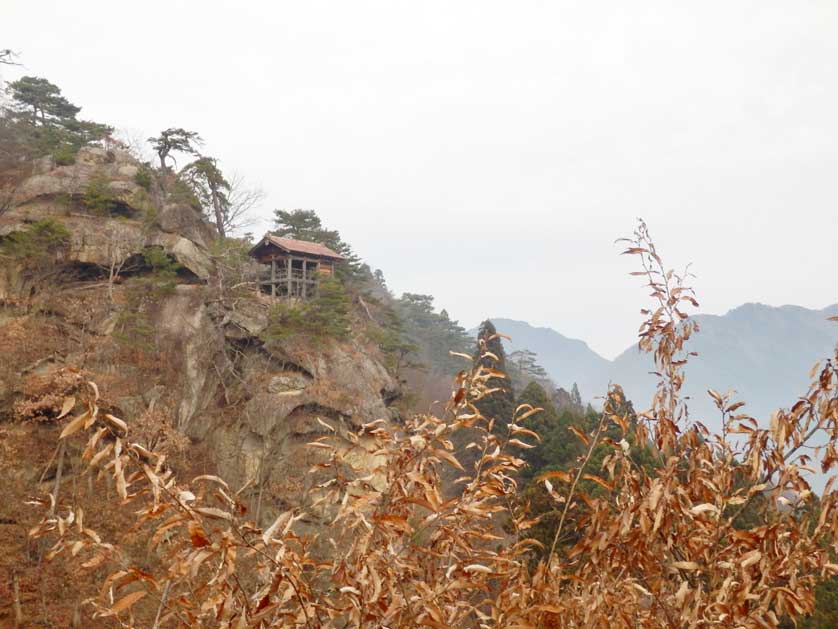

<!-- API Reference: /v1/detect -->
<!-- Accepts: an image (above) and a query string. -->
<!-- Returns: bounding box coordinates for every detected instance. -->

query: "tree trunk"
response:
[211,188,226,239]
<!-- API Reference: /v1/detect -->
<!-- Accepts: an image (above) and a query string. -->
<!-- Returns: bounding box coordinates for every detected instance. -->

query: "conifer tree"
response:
[395,294,472,375]
[181,156,231,237]
[515,381,561,476]
[148,127,202,171]
[305,276,351,339]
[272,209,335,242]
[508,348,550,392]
[272,209,364,278]
[473,319,515,433]
[3,75,111,163]
[570,382,582,407]
[8,76,79,124]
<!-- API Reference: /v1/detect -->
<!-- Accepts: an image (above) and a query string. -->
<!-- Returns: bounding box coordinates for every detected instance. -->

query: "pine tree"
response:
[8,76,80,124]
[4,75,111,163]
[271,209,365,279]
[473,320,515,432]
[515,381,560,477]
[394,294,472,375]
[181,157,231,237]
[508,348,550,392]
[570,382,582,407]
[305,276,351,339]
[147,128,203,171]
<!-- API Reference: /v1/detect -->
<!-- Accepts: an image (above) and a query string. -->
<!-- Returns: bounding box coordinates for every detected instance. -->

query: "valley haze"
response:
[4,0,838,358]
[485,301,838,424]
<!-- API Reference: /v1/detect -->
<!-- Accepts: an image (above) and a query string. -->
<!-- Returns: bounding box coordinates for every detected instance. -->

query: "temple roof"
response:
[250,234,346,261]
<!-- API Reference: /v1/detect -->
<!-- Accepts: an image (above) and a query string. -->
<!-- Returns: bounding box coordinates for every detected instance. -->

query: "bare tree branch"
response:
[0,49,20,66]
[224,172,264,235]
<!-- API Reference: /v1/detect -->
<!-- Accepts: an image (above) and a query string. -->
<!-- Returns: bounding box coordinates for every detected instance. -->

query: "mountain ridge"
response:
[480,302,838,425]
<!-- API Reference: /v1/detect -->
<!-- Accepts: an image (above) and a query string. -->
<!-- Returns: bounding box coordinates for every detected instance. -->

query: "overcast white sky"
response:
[4,1,837,358]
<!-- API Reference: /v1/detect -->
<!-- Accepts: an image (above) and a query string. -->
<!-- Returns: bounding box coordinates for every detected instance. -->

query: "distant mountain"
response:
[480,304,838,428]
[467,318,611,400]
[609,303,838,426]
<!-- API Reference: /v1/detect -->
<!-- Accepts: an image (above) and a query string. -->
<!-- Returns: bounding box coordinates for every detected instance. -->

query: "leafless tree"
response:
[0,48,19,67]
[113,127,157,164]
[224,172,264,235]
[96,229,145,304]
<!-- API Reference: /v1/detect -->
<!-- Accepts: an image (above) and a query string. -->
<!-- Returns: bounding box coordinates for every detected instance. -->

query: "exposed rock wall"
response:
[0,147,400,527]
[0,146,215,294]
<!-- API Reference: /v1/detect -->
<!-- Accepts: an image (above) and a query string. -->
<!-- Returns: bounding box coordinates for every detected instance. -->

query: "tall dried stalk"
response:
[27,220,838,627]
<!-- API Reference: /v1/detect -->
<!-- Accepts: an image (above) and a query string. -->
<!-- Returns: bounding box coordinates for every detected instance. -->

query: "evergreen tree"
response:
[272,209,334,241]
[8,76,80,124]
[305,276,351,339]
[272,209,364,278]
[148,127,202,171]
[515,381,562,476]
[394,293,472,375]
[508,348,550,392]
[473,320,515,432]
[3,75,111,163]
[181,156,231,237]
[570,382,582,407]
[368,301,421,378]
[263,276,351,342]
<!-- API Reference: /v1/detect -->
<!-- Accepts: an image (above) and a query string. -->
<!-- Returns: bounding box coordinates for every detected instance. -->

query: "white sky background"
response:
[3,1,837,359]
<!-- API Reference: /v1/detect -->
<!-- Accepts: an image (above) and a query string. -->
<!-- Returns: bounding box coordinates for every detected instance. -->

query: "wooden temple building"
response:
[249,234,345,298]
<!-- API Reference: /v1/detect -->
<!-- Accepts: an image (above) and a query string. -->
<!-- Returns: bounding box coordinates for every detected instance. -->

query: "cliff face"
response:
[1,147,215,294]
[0,146,400,525]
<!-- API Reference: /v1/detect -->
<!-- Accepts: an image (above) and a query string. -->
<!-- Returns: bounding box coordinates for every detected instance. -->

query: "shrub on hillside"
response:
[264,276,352,343]
[81,174,118,214]
[133,165,154,191]
[0,219,70,261]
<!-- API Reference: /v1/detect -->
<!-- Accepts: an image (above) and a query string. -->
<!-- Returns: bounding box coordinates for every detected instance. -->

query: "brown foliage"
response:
[28,221,838,627]
[12,368,87,423]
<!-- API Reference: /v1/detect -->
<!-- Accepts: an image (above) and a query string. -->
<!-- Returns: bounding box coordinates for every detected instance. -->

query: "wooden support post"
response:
[270,259,276,297]
[302,262,307,299]
[286,257,291,297]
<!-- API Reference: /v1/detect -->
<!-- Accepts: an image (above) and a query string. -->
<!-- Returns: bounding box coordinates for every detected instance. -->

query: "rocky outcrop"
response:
[0,146,401,531]
[0,146,214,285]
[191,298,400,517]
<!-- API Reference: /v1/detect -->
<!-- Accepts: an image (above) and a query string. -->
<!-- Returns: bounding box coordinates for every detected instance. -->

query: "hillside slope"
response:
[0,147,400,623]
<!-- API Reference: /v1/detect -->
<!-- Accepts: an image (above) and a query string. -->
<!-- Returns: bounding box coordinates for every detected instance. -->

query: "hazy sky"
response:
[4,1,837,358]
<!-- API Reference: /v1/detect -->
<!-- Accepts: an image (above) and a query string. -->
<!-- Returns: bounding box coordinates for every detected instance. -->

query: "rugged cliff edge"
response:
[0,147,400,543]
